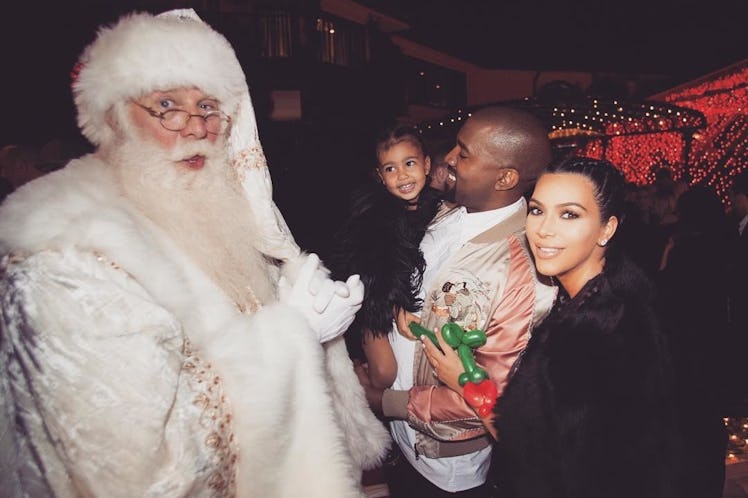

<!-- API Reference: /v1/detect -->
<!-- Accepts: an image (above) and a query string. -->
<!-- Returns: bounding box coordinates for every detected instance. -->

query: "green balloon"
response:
[441,322,464,348]
[463,329,487,348]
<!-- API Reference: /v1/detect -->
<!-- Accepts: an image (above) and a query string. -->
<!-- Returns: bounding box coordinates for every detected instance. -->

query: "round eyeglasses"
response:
[134,102,231,135]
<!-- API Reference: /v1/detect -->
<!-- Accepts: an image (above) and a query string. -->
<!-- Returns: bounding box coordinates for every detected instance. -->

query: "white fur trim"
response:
[324,337,392,471]
[201,304,362,497]
[72,9,301,262]
[74,11,246,146]
[0,157,389,496]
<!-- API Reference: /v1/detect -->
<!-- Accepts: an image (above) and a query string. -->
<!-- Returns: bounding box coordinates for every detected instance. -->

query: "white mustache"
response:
[168,141,219,162]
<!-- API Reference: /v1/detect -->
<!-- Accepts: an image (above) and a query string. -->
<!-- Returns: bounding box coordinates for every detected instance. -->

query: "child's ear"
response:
[424,156,431,176]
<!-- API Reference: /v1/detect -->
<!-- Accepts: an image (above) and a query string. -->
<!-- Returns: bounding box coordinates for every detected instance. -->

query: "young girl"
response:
[329,124,442,390]
[423,156,680,498]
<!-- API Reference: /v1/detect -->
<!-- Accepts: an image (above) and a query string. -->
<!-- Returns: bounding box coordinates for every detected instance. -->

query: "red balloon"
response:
[463,379,498,415]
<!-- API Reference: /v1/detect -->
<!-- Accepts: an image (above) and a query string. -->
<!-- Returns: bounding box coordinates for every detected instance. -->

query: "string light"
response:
[416,62,746,204]
[662,63,748,204]
[725,417,748,463]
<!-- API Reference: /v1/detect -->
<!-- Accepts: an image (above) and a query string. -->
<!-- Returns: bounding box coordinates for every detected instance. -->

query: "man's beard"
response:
[109,136,276,311]
[442,166,457,203]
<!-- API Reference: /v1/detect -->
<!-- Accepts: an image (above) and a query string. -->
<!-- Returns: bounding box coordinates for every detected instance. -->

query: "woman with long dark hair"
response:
[424,156,681,498]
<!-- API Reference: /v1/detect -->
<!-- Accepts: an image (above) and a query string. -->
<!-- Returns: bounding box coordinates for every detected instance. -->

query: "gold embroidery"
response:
[88,252,245,495]
[233,146,268,172]
[234,285,261,314]
[93,251,123,271]
[184,339,238,497]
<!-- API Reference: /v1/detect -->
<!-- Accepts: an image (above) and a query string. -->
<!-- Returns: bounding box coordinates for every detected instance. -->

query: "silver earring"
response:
[599,239,608,247]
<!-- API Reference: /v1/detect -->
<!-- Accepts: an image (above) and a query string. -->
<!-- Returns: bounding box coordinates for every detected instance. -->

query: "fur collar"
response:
[0,157,388,496]
[328,185,441,337]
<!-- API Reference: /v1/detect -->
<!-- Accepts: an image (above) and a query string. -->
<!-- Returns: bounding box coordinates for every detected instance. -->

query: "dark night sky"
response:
[359,0,748,77]
[2,1,162,147]
[2,0,747,148]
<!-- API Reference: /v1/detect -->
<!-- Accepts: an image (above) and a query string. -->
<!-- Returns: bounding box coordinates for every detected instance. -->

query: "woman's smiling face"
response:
[526,172,617,298]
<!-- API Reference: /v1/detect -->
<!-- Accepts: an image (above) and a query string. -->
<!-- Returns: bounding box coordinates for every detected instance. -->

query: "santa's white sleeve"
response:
[0,249,228,497]
[0,249,372,498]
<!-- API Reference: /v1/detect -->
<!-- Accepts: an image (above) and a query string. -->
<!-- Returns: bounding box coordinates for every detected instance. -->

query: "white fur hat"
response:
[74,9,246,147]
[74,9,300,261]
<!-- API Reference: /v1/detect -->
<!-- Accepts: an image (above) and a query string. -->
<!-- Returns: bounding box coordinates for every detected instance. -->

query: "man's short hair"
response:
[471,106,552,182]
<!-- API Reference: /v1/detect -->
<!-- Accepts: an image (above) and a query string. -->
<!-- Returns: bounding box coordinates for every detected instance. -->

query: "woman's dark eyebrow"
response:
[558,201,589,212]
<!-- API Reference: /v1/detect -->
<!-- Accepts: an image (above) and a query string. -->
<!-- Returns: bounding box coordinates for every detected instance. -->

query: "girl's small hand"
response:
[394,307,419,340]
[421,329,464,394]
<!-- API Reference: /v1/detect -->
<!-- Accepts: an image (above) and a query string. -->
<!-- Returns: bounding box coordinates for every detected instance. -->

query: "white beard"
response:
[108,135,277,311]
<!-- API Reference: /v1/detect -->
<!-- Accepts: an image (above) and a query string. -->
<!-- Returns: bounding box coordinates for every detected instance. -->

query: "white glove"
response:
[279,253,364,343]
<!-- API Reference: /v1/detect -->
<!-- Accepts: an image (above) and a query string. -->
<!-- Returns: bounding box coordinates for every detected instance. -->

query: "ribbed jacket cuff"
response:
[382,389,409,419]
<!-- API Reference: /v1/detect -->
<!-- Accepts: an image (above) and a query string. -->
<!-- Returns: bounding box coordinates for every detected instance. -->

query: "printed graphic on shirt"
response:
[429,269,491,330]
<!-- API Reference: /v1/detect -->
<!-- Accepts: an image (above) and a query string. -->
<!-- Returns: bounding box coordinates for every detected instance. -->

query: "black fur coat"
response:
[491,255,681,498]
[327,185,441,357]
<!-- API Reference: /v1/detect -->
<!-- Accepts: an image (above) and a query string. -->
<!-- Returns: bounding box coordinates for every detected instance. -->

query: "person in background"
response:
[0,10,390,497]
[617,182,665,277]
[658,184,738,498]
[729,169,748,245]
[361,106,556,497]
[329,124,441,391]
[424,156,681,498]
[728,169,748,348]
[650,167,679,227]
